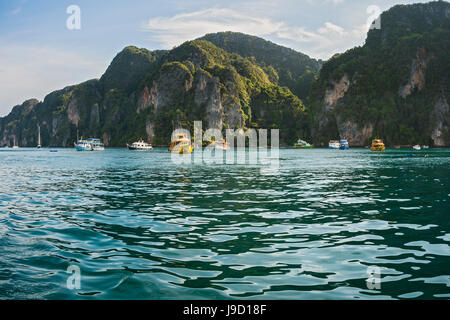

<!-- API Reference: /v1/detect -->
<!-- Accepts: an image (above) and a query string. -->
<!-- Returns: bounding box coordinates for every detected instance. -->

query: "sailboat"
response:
[12,137,19,149]
[127,140,153,151]
[37,124,41,149]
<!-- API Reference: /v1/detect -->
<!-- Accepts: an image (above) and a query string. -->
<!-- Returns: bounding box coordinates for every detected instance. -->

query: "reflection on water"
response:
[0,148,449,299]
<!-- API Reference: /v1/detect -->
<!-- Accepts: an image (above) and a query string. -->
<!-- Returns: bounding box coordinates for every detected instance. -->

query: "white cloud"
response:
[142,8,284,48]
[318,22,346,36]
[142,7,368,60]
[0,45,107,116]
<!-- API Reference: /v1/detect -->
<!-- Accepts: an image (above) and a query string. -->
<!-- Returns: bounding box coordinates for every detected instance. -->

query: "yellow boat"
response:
[371,139,386,151]
[169,133,193,154]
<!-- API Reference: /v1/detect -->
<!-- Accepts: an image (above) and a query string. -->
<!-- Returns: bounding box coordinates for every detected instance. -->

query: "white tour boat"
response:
[127,140,153,151]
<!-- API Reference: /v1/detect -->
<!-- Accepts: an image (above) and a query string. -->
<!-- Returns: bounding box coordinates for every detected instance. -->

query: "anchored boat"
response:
[339,139,349,150]
[413,145,421,150]
[169,133,193,154]
[74,139,92,151]
[370,139,386,152]
[74,138,104,151]
[328,140,340,149]
[90,139,105,151]
[127,140,153,151]
[294,139,313,149]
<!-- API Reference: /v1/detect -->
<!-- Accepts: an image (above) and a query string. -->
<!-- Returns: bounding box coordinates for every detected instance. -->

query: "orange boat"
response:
[371,139,386,152]
[169,133,193,154]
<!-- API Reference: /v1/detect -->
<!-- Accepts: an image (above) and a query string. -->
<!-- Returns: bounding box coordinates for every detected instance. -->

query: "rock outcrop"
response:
[194,69,223,130]
[324,75,350,110]
[0,33,313,147]
[336,117,373,146]
[431,91,450,146]
[399,47,432,98]
[67,95,80,127]
[310,1,450,147]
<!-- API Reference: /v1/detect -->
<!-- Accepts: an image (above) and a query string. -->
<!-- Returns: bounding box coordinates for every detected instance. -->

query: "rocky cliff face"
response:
[0,34,310,147]
[312,73,373,146]
[132,40,307,145]
[0,99,39,146]
[324,75,350,110]
[431,90,450,146]
[310,1,450,147]
[194,69,224,130]
[399,47,433,98]
[336,118,373,146]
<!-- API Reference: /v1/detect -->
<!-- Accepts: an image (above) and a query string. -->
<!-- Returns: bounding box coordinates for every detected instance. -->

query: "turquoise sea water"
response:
[0,147,449,299]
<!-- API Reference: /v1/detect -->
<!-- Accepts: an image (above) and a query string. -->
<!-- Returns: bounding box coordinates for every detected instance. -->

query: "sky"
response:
[0,0,431,116]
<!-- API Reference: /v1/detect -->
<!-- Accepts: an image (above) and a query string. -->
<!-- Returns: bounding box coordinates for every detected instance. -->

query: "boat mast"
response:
[37,124,41,147]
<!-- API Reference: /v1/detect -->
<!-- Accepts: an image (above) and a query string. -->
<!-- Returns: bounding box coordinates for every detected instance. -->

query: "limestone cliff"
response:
[310,1,450,147]
[399,47,433,98]
[324,75,350,111]
[0,33,310,147]
[431,90,450,146]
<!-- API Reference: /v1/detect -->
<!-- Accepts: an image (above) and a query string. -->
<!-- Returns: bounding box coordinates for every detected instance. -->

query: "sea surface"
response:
[0,147,449,299]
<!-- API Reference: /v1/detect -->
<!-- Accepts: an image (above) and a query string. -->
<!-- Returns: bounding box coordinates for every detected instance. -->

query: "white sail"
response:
[13,137,19,149]
[37,124,41,148]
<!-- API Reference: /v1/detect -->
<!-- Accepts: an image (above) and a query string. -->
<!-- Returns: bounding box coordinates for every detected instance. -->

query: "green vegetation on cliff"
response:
[0,34,310,147]
[100,46,167,94]
[200,32,321,102]
[309,1,450,146]
[141,39,308,145]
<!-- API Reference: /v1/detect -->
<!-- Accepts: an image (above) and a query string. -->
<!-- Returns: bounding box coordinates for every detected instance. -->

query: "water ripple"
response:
[0,148,449,299]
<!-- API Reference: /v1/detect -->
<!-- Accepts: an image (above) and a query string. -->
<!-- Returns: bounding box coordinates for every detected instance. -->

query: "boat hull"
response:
[75,138,104,151]
[128,146,153,151]
[169,144,193,154]
[293,139,313,149]
[328,141,340,149]
[75,145,92,151]
[370,139,386,152]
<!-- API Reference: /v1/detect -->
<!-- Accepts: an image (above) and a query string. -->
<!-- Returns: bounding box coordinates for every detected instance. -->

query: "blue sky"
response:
[0,0,430,116]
